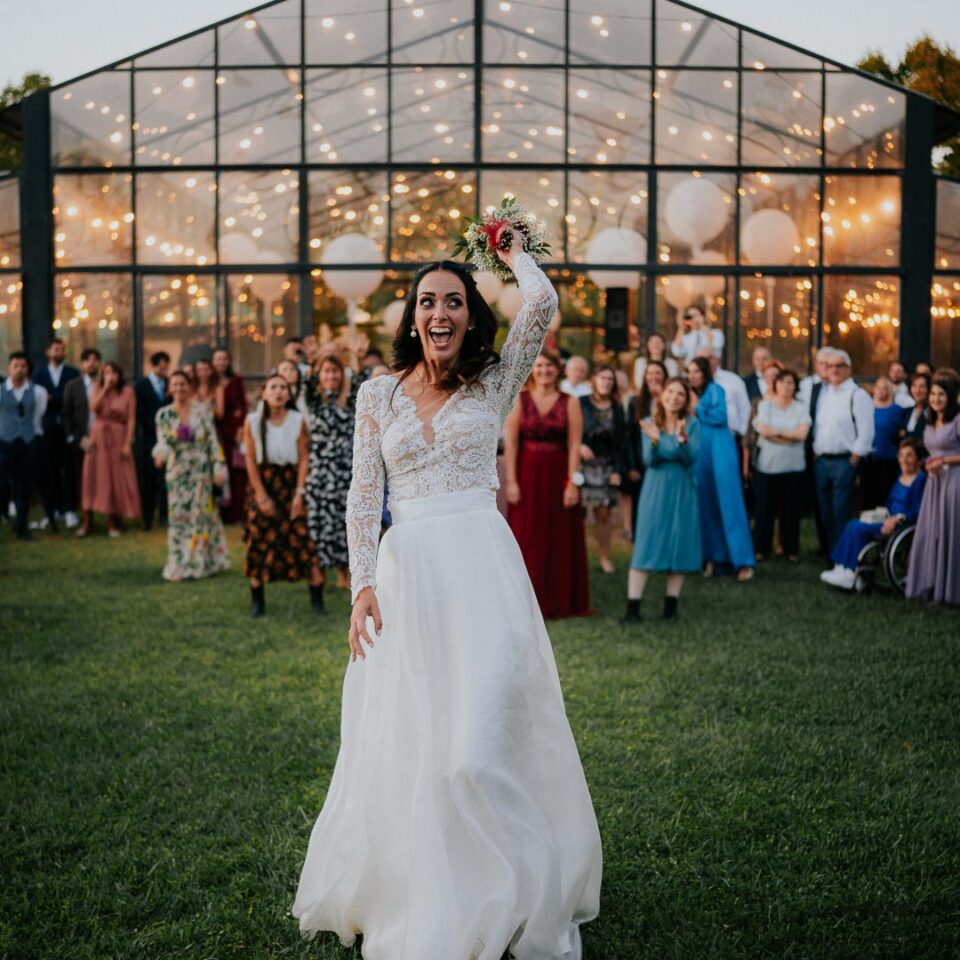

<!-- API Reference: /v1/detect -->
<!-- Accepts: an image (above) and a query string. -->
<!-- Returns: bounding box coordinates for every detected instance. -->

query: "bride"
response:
[292,232,602,959]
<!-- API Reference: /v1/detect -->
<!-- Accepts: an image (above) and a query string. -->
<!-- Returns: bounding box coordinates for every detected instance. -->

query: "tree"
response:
[0,72,51,173]
[858,37,960,176]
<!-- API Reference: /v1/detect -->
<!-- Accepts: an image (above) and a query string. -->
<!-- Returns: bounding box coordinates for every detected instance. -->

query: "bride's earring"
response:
[410,328,418,338]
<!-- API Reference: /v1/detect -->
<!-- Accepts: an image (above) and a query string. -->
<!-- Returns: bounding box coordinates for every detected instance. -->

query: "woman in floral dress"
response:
[152,370,230,581]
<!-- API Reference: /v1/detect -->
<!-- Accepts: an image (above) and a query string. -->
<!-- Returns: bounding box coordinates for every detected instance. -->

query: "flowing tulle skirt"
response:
[292,488,602,960]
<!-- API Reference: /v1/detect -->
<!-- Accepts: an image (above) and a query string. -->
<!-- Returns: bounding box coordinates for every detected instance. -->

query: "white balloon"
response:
[661,275,698,310]
[665,177,730,247]
[586,227,646,291]
[690,249,727,299]
[321,233,384,300]
[741,209,800,266]
[473,270,503,303]
[383,299,406,335]
[219,232,259,263]
[497,284,523,322]
[248,251,288,305]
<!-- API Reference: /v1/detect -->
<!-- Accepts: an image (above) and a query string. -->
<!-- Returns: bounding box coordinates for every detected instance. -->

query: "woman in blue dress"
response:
[686,357,756,581]
[624,377,701,622]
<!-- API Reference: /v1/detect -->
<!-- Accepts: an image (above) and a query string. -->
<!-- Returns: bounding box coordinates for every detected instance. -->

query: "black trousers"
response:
[0,438,41,537]
[136,447,167,529]
[40,424,75,517]
[753,469,805,559]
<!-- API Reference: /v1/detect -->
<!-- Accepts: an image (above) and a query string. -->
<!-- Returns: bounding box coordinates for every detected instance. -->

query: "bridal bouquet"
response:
[452,196,551,282]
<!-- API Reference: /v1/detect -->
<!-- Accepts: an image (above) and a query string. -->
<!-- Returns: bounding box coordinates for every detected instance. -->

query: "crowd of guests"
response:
[3,314,959,617]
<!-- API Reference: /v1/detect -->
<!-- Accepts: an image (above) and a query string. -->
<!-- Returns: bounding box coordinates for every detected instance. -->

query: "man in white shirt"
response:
[0,352,48,540]
[695,347,751,437]
[743,346,771,403]
[811,349,874,554]
[888,360,914,409]
[560,355,593,398]
[671,305,725,365]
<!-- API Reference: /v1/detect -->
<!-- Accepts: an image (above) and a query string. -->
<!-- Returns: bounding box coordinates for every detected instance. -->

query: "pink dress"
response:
[82,386,142,518]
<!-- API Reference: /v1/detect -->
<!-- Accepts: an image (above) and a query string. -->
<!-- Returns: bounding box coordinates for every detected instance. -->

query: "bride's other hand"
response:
[495,226,519,271]
[348,586,382,661]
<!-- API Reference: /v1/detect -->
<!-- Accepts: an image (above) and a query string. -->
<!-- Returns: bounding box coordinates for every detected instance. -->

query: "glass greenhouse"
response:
[1,0,959,378]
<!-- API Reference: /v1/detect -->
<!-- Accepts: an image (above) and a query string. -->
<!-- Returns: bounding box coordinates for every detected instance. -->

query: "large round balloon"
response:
[473,270,504,303]
[497,284,523,322]
[741,209,800,266]
[219,232,259,264]
[661,275,698,310]
[690,249,728,299]
[321,233,384,300]
[586,227,646,291]
[250,251,289,305]
[383,299,406,335]
[664,177,730,247]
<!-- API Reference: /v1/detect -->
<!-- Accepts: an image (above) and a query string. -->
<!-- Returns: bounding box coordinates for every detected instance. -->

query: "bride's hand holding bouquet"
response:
[452,197,551,282]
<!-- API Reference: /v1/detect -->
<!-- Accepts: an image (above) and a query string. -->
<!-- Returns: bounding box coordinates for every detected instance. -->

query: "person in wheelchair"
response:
[820,437,926,591]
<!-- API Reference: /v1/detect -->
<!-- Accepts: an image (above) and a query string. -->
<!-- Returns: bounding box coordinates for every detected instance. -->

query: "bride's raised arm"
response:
[494,250,559,420]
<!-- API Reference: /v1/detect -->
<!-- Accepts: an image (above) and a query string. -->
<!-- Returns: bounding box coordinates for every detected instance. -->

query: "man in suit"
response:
[135,351,171,530]
[63,348,101,533]
[743,346,772,404]
[32,338,80,530]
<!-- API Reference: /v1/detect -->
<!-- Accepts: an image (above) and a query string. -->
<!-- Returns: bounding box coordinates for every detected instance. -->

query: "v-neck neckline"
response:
[394,375,458,446]
[528,390,563,421]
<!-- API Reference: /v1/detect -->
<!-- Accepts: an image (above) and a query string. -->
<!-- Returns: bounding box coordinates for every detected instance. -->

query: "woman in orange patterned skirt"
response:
[243,374,325,617]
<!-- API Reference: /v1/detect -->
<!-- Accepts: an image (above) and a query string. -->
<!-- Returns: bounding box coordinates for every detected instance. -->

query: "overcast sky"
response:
[1,0,957,88]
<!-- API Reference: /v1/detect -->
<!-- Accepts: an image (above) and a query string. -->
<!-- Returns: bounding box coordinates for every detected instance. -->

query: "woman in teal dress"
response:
[687,358,755,581]
[624,378,701,622]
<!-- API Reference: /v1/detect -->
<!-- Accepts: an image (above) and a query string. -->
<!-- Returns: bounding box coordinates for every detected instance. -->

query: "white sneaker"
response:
[820,565,857,590]
[64,511,79,529]
[7,502,15,518]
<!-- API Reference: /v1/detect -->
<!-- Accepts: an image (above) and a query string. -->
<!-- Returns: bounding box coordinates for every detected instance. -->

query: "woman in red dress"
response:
[504,348,591,618]
[213,347,248,523]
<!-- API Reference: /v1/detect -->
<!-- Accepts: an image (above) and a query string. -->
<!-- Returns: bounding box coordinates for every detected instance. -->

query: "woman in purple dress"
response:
[906,372,960,605]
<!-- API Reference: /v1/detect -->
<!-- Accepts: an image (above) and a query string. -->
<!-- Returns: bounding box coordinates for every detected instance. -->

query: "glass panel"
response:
[568,69,650,164]
[740,33,821,70]
[0,178,20,268]
[217,69,301,164]
[739,172,820,268]
[227,273,299,377]
[391,169,476,262]
[484,0,564,65]
[219,170,300,263]
[392,69,474,162]
[483,69,565,163]
[654,70,738,165]
[313,272,409,335]
[142,274,218,370]
[134,70,215,166]
[823,275,899,377]
[741,72,822,168]
[932,277,960,371]
[136,172,216,266]
[0,276,22,358]
[656,2,738,67]
[309,170,389,262]
[53,273,133,371]
[307,0,387,64]
[392,0,474,64]
[825,73,905,169]
[218,0,301,66]
[822,174,900,267]
[654,274,733,355]
[567,170,648,265]
[480,170,564,257]
[306,68,387,163]
[738,275,816,375]
[51,73,131,167]
[569,0,651,64]
[54,173,133,267]
[136,31,215,67]
[935,178,960,271]
[657,171,737,264]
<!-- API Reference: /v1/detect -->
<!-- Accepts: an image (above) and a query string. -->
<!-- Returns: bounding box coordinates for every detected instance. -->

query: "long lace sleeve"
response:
[346,379,386,603]
[494,251,558,419]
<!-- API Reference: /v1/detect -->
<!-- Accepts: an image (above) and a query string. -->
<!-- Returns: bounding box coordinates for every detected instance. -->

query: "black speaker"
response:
[604,288,629,352]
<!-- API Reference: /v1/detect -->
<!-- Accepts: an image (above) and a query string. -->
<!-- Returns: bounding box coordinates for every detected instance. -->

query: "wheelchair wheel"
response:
[884,524,916,596]
[855,538,883,593]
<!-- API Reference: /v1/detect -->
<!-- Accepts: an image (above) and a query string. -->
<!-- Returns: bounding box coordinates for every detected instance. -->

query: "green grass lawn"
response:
[1,522,959,960]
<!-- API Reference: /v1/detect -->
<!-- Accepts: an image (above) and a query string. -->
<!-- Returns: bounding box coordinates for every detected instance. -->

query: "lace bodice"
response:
[346,252,558,600]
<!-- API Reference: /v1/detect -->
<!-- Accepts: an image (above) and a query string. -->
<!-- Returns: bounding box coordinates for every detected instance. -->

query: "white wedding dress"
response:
[292,253,603,960]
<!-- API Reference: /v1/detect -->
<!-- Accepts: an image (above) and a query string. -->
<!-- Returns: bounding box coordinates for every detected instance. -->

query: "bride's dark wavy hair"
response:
[391,260,501,392]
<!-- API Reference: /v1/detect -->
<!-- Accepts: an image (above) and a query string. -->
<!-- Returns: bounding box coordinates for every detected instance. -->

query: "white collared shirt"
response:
[560,379,593,398]
[893,382,914,409]
[47,363,63,389]
[713,367,751,436]
[83,374,95,430]
[147,371,166,399]
[797,373,821,406]
[812,377,875,458]
[3,377,48,435]
[671,326,725,364]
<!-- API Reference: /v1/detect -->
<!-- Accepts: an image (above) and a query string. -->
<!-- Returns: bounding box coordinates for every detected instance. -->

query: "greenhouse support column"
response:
[19,90,53,366]
[900,96,935,368]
